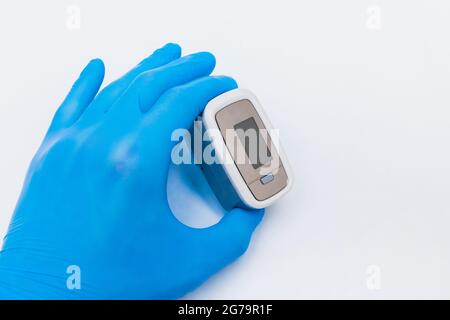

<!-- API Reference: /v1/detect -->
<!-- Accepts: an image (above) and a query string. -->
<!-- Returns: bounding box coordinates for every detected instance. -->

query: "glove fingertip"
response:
[212,75,238,90]
[86,58,105,75]
[163,42,182,54]
[193,51,216,70]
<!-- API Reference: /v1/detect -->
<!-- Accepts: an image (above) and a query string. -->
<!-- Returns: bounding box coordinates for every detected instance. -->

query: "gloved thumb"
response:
[202,207,265,267]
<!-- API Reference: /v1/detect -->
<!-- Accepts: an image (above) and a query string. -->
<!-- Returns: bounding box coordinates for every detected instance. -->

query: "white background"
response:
[1,0,450,299]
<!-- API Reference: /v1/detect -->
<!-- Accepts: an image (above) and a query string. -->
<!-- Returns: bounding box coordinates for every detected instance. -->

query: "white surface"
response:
[1,0,450,299]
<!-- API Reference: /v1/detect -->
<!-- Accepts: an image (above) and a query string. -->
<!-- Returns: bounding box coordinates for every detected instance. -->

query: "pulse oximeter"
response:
[199,89,293,210]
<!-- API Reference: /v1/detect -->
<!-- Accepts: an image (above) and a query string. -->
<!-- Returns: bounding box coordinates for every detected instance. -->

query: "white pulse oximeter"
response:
[199,89,293,210]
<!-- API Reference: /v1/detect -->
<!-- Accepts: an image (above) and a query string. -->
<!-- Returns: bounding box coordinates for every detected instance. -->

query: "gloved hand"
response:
[0,43,264,299]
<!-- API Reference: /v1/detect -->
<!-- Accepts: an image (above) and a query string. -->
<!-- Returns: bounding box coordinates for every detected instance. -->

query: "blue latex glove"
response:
[0,43,264,299]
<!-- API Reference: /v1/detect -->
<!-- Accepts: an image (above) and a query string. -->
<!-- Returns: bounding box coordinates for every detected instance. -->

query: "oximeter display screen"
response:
[234,117,271,169]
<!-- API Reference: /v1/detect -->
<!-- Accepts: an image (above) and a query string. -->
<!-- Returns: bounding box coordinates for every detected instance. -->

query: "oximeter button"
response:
[260,174,274,185]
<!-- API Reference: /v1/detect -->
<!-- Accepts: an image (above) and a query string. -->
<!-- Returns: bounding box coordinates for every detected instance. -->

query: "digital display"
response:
[234,117,271,169]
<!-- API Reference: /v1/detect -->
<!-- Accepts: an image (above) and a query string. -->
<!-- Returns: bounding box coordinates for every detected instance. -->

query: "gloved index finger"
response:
[135,75,238,177]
